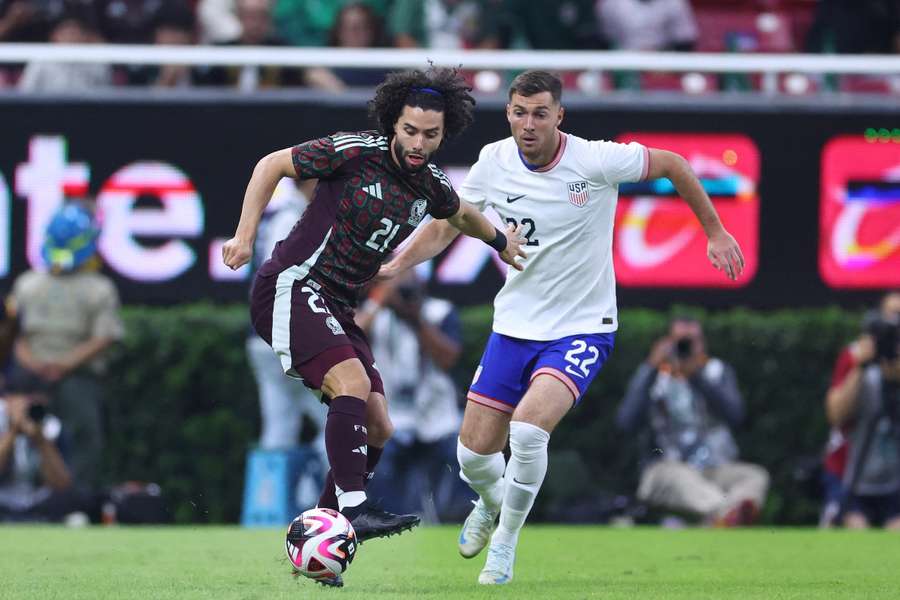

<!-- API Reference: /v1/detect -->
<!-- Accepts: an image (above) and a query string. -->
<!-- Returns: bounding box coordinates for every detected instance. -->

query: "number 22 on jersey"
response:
[564,339,599,379]
[505,217,540,246]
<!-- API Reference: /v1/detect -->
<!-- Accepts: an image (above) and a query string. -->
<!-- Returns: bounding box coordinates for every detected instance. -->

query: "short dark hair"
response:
[368,66,476,142]
[508,70,563,103]
[53,2,102,36]
[153,3,197,34]
[328,2,388,47]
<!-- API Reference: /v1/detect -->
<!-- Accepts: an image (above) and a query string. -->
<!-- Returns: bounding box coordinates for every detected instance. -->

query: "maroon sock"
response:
[318,470,338,510]
[324,395,368,498]
[319,445,385,509]
[365,445,384,483]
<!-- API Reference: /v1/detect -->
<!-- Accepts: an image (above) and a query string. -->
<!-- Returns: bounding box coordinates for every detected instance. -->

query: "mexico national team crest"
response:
[567,181,589,207]
[408,199,428,226]
[325,316,345,336]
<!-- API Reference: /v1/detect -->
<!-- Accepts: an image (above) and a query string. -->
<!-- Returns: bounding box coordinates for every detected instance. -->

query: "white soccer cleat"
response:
[458,499,496,558]
[477,541,515,585]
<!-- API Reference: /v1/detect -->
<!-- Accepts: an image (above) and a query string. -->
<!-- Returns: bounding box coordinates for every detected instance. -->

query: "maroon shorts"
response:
[249,271,384,395]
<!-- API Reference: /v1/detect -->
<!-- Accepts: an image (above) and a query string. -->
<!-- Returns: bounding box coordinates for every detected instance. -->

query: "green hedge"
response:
[106,304,858,525]
[106,305,257,524]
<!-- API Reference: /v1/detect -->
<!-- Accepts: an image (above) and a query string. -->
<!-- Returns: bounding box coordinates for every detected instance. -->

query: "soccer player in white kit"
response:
[381,70,745,585]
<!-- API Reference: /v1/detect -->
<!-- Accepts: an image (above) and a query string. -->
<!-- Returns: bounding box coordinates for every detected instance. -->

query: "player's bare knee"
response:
[342,377,371,400]
[322,358,372,401]
[322,366,371,400]
[460,402,509,453]
[459,423,504,455]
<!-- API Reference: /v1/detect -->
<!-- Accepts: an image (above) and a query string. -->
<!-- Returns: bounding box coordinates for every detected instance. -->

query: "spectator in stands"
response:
[596,0,698,51]
[806,0,900,55]
[325,2,390,88]
[0,1,46,86]
[272,0,389,47]
[97,0,183,44]
[617,316,769,526]
[247,178,326,458]
[0,0,55,42]
[197,0,239,43]
[822,291,900,529]
[358,271,474,522]
[500,0,601,49]
[8,203,124,490]
[18,5,113,92]
[128,4,211,87]
[389,0,500,49]
[0,388,91,522]
[0,294,17,388]
[206,0,343,91]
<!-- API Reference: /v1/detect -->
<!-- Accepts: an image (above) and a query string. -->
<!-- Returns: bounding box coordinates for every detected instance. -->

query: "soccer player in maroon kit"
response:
[222,67,526,580]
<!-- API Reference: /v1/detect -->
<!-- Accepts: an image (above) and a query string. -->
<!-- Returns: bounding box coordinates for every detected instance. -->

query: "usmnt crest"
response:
[408,199,428,225]
[567,181,589,207]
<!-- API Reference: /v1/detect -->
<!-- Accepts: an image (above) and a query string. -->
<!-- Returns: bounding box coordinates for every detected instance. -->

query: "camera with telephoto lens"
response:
[867,316,900,362]
[27,401,46,424]
[673,336,695,360]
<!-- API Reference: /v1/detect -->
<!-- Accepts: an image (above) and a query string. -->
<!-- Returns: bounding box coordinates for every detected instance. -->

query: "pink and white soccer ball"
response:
[285,508,357,580]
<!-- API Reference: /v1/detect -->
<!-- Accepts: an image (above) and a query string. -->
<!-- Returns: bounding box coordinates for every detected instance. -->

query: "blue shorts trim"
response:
[468,331,615,412]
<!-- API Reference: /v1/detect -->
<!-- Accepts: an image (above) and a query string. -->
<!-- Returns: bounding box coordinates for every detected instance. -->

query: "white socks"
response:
[335,485,366,511]
[457,438,506,514]
[493,421,550,547]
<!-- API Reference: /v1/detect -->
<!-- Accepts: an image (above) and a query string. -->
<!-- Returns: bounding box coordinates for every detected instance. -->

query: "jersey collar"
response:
[518,131,567,173]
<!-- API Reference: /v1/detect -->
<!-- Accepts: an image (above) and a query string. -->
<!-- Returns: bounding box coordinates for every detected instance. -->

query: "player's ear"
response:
[557,105,565,126]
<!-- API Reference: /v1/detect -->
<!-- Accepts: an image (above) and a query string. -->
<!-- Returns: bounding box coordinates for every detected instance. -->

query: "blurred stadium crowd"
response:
[0,0,898,93]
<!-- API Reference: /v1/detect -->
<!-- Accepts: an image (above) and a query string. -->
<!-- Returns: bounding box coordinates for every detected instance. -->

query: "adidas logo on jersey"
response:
[364,183,383,199]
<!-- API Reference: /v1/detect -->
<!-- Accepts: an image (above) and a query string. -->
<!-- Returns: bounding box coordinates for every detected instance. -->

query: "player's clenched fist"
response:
[222,236,252,270]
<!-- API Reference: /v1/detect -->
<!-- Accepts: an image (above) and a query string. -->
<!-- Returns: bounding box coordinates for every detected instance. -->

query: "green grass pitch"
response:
[1,525,898,599]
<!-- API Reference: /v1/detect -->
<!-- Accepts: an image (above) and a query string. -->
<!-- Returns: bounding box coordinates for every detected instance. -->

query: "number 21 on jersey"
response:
[366,217,400,252]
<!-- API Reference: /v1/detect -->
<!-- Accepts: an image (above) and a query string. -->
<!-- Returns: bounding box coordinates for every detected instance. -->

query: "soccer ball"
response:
[285,508,357,581]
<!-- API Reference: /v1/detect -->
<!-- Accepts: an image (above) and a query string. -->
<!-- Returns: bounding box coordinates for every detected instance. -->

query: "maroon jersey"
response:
[257,131,459,307]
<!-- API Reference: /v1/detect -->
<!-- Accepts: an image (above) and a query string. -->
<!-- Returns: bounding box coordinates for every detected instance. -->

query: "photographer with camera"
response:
[354,268,474,522]
[822,291,900,529]
[0,388,89,522]
[9,203,124,491]
[617,316,769,526]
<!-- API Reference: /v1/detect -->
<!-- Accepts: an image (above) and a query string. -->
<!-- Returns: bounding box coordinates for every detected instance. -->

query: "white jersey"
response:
[459,132,648,340]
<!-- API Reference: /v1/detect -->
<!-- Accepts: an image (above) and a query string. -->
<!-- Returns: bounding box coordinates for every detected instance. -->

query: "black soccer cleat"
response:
[343,502,420,542]
[314,575,344,588]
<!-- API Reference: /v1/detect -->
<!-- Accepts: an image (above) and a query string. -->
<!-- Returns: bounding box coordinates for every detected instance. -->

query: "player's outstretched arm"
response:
[222,148,296,270]
[647,148,745,280]
[380,201,527,279]
[380,218,461,280]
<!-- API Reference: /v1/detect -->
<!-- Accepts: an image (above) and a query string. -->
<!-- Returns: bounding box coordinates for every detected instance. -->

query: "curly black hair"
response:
[368,66,476,143]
